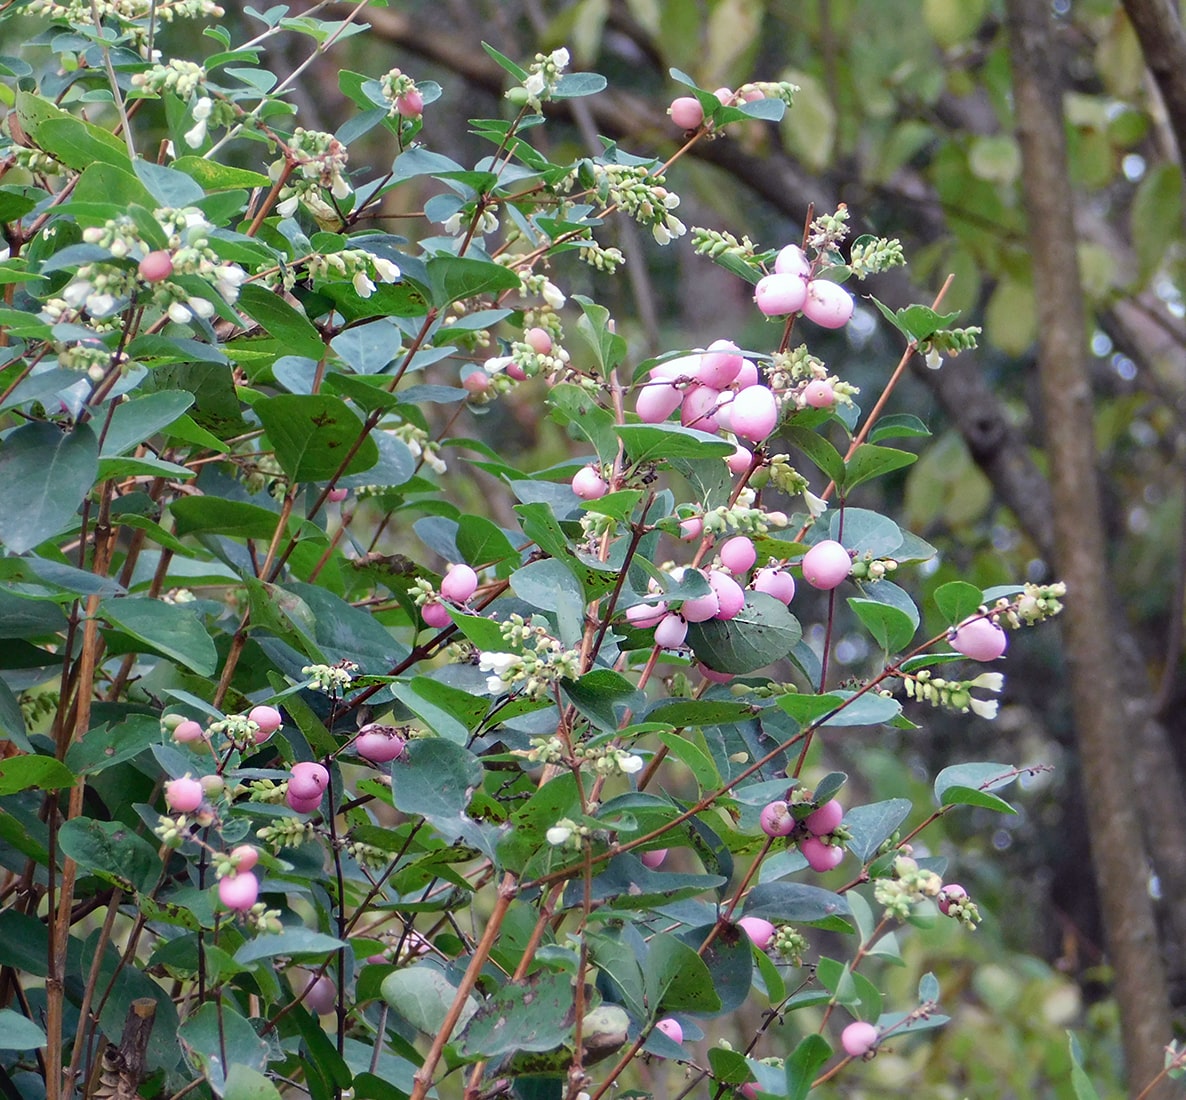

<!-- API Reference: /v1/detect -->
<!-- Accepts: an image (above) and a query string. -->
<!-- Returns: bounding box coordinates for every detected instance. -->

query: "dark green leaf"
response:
[178,1002,269,1084]
[616,423,734,463]
[830,508,902,557]
[381,965,479,1034]
[456,514,518,568]
[847,598,915,653]
[868,413,931,443]
[223,1066,283,1100]
[99,597,217,676]
[687,593,802,674]
[741,882,852,931]
[234,928,348,965]
[785,426,845,486]
[0,755,75,795]
[255,394,379,481]
[572,295,626,375]
[170,496,283,540]
[644,932,722,1014]
[844,799,912,862]
[426,256,522,307]
[844,444,917,491]
[785,1034,831,1100]
[934,761,1019,809]
[933,580,983,625]
[0,422,98,554]
[101,391,195,456]
[677,922,752,1014]
[57,817,161,893]
[392,739,483,840]
[238,283,325,359]
[562,669,642,732]
[457,970,575,1056]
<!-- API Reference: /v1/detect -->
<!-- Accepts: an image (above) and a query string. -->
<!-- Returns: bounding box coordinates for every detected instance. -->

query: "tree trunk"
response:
[1004,1,1173,1095]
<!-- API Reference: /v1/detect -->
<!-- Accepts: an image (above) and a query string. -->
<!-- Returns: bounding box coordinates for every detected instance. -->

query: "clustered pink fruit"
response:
[355,723,406,764]
[667,96,704,130]
[737,915,775,951]
[425,563,482,629]
[938,883,968,916]
[248,705,283,743]
[949,615,1008,661]
[654,1017,683,1044]
[164,776,204,814]
[841,1020,879,1058]
[640,848,667,869]
[801,540,851,590]
[287,761,329,814]
[759,800,794,837]
[571,465,609,500]
[218,871,259,911]
[760,797,846,871]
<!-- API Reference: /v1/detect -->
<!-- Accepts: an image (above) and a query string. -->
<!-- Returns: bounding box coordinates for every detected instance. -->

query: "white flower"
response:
[330,172,352,200]
[189,297,215,319]
[523,71,547,100]
[276,194,300,218]
[86,293,118,317]
[803,490,829,519]
[352,270,376,298]
[483,355,514,375]
[168,301,193,324]
[82,227,105,244]
[617,752,644,774]
[546,825,572,846]
[371,257,400,283]
[184,120,207,148]
[442,211,464,236]
[926,346,943,370]
[192,96,212,122]
[550,48,571,71]
[970,672,1004,692]
[969,697,999,720]
[479,651,518,675]
[541,280,565,310]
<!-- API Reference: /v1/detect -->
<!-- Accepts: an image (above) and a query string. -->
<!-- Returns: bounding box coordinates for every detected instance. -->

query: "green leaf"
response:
[390,678,485,745]
[170,496,284,540]
[426,255,523,307]
[785,426,845,486]
[101,391,195,456]
[741,882,852,931]
[0,1010,46,1050]
[656,731,721,791]
[933,580,983,625]
[511,558,584,613]
[57,817,161,893]
[134,160,205,206]
[255,394,379,482]
[237,283,325,359]
[481,41,530,81]
[563,668,642,731]
[893,305,961,342]
[172,156,271,190]
[868,413,931,443]
[235,928,349,965]
[0,422,98,554]
[1131,162,1182,279]
[381,965,479,1034]
[1068,1033,1102,1100]
[644,932,722,1014]
[223,1066,283,1100]
[572,295,627,375]
[844,799,912,862]
[456,514,519,568]
[549,381,619,463]
[0,680,32,752]
[847,598,915,653]
[616,423,735,463]
[686,593,802,674]
[676,922,753,1014]
[785,1034,832,1100]
[178,1002,270,1084]
[457,970,575,1056]
[831,508,902,557]
[553,72,608,98]
[844,444,917,492]
[939,786,1017,814]
[0,755,75,795]
[934,762,1019,814]
[392,739,483,840]
[99,597,217,676]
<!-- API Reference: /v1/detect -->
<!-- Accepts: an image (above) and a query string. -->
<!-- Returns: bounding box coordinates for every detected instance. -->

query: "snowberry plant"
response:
[0,5,1069,1100]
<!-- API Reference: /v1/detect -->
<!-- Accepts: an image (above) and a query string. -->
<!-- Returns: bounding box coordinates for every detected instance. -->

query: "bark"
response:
[1004,1,1173,1095]
[1121,0,1186,163]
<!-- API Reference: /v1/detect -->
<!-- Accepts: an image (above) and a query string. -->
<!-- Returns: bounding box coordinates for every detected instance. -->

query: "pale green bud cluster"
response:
[19,690,58,726]
[874,853,944,922]
[740,80,799,107]
[545,816,587,849]
[691,226,759,264]
[207,713,259,750]
[28,0,223,41]
[807,204,851,252]
[591,164,686,246]
[479,618,581,700]
[577,239,626,273]
[131,59,206,98]
[271,129,351,220]
[903,670,1003,720]
[769,345,827,386]
[247,779,287,805]
[1003,582,1067,627]
[526,737,566,765]
[517,48,571,109]
[379,68,418,114]
[698,498,788,537]
[301,662,358,696]
[848,236,906,277]
[247,903,284,935]
[410,578,437,608]
[257,817,317,850]
[389,422,447,474]
[848,557,899,581]
[344,841,389,869]
[573,744,644,777]
[773,925,808,965]
[766,455,811,496]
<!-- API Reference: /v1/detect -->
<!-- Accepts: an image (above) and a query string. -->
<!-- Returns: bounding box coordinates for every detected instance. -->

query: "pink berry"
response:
[753,567,796,605]
[654,612,688,649]
[636,380,683,423]
[651,355,699,383]
[679,516,703,541]
[949,616,1008,661]
[422,601,452,629]
[138,250,173,282]
[727,444,752,476]
[774,244,811,279]
[697,662,733,684]
[719,536,757,574]
[668,96,704,130]
[655,1017,683,1044]
[327,487,349,502]
[641,848,668,869]
[441,563,479,603]
[737,916,776,950]
[804,799,843,836]
[289,761,329,800]
[802,380,835,408]
[219,871,259,911]
[165,776,204,814]
[709,571,746,620]
[681,384,722,433]
[740,1084,759,1100]
[298,970,337,1015]
[173,719,206,744]
[730,385,780,443]
[355,724,407,764]
[231,845,259,872]
[572,466,609,500]
[841,1020,879,1058]
[680,577,720,623]
[463,371,491,395]
[801,540,850,590]
[696,339,744,389]
[626,601,667,628]
[396,89,424,117]
[759,800,794,837]
[938,883,968,916]
[713,87,735,106]
[249,705,283,739]
[506,362,527,381]
[754,272,808,317]
[525,326,553,355]
[801,836,844,872]
[286,790,323,814]
[733,359,759,389]
[802,280,855,329]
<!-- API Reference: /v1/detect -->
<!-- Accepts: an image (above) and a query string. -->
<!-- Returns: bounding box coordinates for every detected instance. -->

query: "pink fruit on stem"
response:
[679,516,703,541]
[753,567,796,605]
[774,244,811,279]
[355,724,407,764]
[727,444,752,476]
[440,563,479,603]
[709,571,745,620]
[572,465,609,500]
[801,540,851,590]
[804,799,844,836]
[525,326,552,355]
[298,970,337,1015]
[422,601,452,629]
[463,371,490,394]
[654,612,689,649]
[759,800,794,837]
[506,362,527,381]
[841,1020,879,1058]
[640,848,668,869]
[754,272,808,317]
[286,790,322,814]
[668,96,704,129]
[173,719,206,744]
[289,761,329,800]
[737,916,776,950]
[938,883,968,915]
[802,379,835,408]
[219,871,260,911]
[696,339,744,389]
[713,87,735,106]
[231,845,259,872]
[636,380,683,423]
[164,777,204,814]
[681,385,722,433]
[719,536,757,574]
[802,280,855,329]
[249,705,283,740]
[655,1017,683,1044]
[138,250,173,282]
[680,586,720,623]
[801,836,844,871]
[733,359,759,389]
[626,601,667,629]
[396,88,424,117]
[326,487,349,502]
[697,662,733,684]
[949,616,1008,661]
[731,385,779,443]
[740,1084,759,1100]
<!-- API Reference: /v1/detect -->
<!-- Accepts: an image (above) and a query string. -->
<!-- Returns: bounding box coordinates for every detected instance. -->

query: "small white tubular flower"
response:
[523,71,547,99]
[968,697,999,720]
[970,672,1004,692]
[803,490,829,519]
[442,211,464,236]
[168,301,193,324]
[478,651,518,676]
[925,346,944,370]
[276,194,300,218]
[86,293,118,318]
[546,825,573,847]
[617,753,644,775]
[550,47,571,71]
[352,270,376,298]
[371,257,401,283]
[541,280,566,310]
[330,171,352,200]
[483,355,514,376]
[183,97,212,148]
